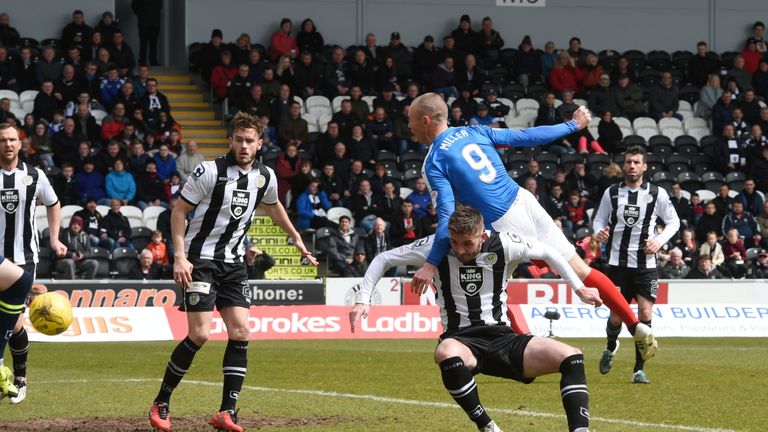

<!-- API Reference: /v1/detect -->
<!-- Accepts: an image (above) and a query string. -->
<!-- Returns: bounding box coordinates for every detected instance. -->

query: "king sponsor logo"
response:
[459,266,483,296]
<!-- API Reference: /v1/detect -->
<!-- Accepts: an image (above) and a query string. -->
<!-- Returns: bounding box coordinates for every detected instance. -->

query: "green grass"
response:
[3,338,767,431]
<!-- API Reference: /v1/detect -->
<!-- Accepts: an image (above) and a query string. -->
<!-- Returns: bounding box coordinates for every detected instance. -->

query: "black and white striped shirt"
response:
[0,161,59,265]
[593,181,680,269]
[180,153,278,263]
[355,232,583,331]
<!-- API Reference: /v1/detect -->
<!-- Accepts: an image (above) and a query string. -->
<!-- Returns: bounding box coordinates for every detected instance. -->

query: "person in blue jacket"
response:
[407,92,657,361]
[105,158,136,205]
[295,180,333,231]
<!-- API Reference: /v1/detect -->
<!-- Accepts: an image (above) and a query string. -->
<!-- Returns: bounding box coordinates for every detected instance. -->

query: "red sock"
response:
[584,269,639,328]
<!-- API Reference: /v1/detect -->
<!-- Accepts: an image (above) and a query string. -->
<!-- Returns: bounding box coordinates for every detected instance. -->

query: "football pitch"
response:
[2,337,766,432]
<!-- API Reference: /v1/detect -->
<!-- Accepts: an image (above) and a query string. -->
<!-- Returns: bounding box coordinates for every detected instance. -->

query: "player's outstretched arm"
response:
[260,201,318,265]
[484,112,586,148]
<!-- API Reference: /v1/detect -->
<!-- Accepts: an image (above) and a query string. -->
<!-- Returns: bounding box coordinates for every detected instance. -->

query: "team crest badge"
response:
[458,266,483,296]
[188,293,200,305]
[0,189,20,214]
[255,175,266,188]
[623,204,641,227]
[22,175,33,186]
[480,252,498,265]
[230,189,251,219]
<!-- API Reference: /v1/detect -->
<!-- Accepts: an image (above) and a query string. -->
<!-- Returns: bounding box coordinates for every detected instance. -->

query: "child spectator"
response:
[147,230,169,265]
[565,190,589,229]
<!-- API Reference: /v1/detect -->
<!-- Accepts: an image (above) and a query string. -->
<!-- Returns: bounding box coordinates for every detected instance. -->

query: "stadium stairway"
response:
[151,69,227,159]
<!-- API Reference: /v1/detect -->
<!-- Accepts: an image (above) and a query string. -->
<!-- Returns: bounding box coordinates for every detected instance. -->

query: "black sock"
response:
[439,356,492,429]
[9,327,28,378]
[221,339,249,412]
[0,272,31,358]
[155,337,200,404]
[560,354,590,432]
[606,321,622,352]
[634,320,651,372]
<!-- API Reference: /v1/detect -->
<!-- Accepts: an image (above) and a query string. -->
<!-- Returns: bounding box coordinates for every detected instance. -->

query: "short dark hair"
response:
[229,111,265,135]
[448,205,484,236]
[624,145,647,163]
[755,21,765,29]
[697,41,708,47]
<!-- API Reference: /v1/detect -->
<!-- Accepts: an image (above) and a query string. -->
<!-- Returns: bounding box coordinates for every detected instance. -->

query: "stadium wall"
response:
[183,0,768,55]
[3,1,115,41]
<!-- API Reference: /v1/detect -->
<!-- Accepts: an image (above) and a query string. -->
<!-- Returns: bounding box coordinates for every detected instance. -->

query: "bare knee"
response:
[227,324,250,341]
[187,330,209,347]
[434,339,476,369]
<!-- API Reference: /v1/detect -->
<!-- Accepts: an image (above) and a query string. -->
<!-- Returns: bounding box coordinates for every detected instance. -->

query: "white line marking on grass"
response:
[40,378,736,432]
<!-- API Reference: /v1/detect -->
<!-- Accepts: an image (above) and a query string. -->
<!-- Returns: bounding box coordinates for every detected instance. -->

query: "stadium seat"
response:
[507,168,523,180]
[362,95,375,112]
[120,205,144,228]
[623,135,646,148]
[403,169,421,188]
[111,247,140,278]
[586,153,609,167]
[10,107,27,120]
[574,226,594,241]
[695,189,716,203]
[634,127,658,142]
[746,247,762,262]
[648,135,673,157]
[60,205,83,228]
[683,117,708,133]
[506,161,527,172]
[376,150,397,163]
[301,112,318,130]
[399,187,413,200]
[327,207,354,226]
[85,247,111,279]
[131,226,154,252]
[647,50,672,71]
[666,154,690,175]
[651,171,675,191]
[701,171,726,193]
[726,171,746,191]
[91,109,108,125]
[678,86,700,104]
[35,205,48,231]
[535,152,558,164]
[19,90,38,104]
[505,116,529,130]
[317,113,332,132]
[558,154,584,172]
[261,151,280,169]
[305,95,332,116]
[662,126,685,141]
[332,95,350,113]
[96,205,110,216]
[0,90,19,102]
[687,128,710,142]
[677,171,702,193]
[399,152,424,171]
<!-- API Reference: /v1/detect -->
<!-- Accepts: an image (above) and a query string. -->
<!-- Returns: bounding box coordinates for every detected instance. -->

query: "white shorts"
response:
[490,188,577,260]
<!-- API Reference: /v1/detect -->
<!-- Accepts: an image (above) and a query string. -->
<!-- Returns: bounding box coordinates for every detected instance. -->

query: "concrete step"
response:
[172,101,210,109]
[179,119,222,127]
[184,129,227,138]
[153,74,191,84]
[161,84,199,91]
[193,137,228,144]
[174,110,215,120]
[165,92,203,102]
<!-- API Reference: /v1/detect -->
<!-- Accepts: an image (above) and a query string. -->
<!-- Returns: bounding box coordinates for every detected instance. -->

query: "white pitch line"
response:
[39,378,736,432]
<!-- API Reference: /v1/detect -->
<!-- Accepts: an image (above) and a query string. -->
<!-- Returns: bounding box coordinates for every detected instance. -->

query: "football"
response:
[28,292,73,336]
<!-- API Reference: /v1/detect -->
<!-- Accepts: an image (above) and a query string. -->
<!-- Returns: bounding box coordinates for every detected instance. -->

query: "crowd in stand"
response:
[4,9,768,279]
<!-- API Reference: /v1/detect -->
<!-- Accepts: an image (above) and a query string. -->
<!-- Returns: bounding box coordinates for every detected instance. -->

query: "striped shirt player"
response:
[592,146,679,384]
[350,206,593,432]
[181,153,278,263]
[0,161,59,271]
[354,232,584,330]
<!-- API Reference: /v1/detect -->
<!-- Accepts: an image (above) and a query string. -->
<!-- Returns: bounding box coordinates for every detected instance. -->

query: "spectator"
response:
[226,63,253,110]
[676,228,699,265]
[210,51,236,100]
[52,117,84,168]
[244,244,275,280]
[135,159,167,210]
[296,18,324,59]
[535,92,561,128]
[289,160,317,210]
[130,249,162,280]
[455,53,484,96]
[540,40,557,79]
[276,141,302,205]
[199,29,225,84]
[696,202,723,242]
[649,71,681,121]
[375,56,400,93]
[509,35,540,88]
[661,248,690,279]
[140,78,171,128]
[315,121,341,168]
[270,83,293,128]
[94,11,119,48]
[669,182,693,227]
[348,246,369,277]
[55,65,85,107]
[37,46,64,85]
[686,255,724,279]
[330,142,351,187]
[549,51,583,96]
[722,201,761,248]
[324,46,349,97]
[731,107,750,139]
[295,180,333,230]
[293,51,322,98]
[360,32,382,64]
[75,197,114,249]
[175,140,204,182]
[33,80,60,124]
[722,228,748,278]
[470,104,497,127]
[131,0,162,65]
[14,46,37,92]
[230,32,253,66]
[614,74,645,120]
[0,12,19,48]
[147,230,169,266]
[105,159,136,205]
[746,249,768,279]
[346,160,369,198]
[75,158,106,204]
[712,91,738,136]
[365,217,392,263]
[739,178,764,216]
[448,105,469,127]
[565,189,589,230]
[699,230,725,267]
[165,171,182,200]
[101,102,128,143]
[482,89,510,126]
[153,144,176,181]
[242,83,270,117]
[545,183,569,230]
[29,122,55,168]
[714,124,746,175]
[102,198,134,249]
[0,47,17,93]
[728,55,752,92]
[350,179,377,232]
[53,162,80,207]
[371,181,402,225]
[275,55,296,89]
[366,107,395,155]
[407,177,431,218]
[74,104,101,144]
[454,87,479,119]
[476,16,504,66]
[742,39,762,75]
[110,31,136,76]
[688,41,720,87]
[328,215,362,276]
[61,9,93,50]
[277,101,308,147]
[269,18,297,62]
[413,35,441,84]
[99,66,125,109]
[597,111,622,154]
[56,216,98,279]
[368,163,400,196]
[349,50,376,94]
[588,74,619,116]
[96,140,124,175]
[690,192,704,226]
[127,139,150,174]
[332,99,359,139]
[697,74,723,119]
[431,56,458,99]
[579,54,603,91]
[756,201,768,238]
[114,81,139,116]
[390,199,422,246]
[420,202,439,236]
[347,125,377,169]
[451,14,477,58]
[382,32,411,71]
[347,86,370,123]
[748,21,767,54]
[566,160,598,201]
[739,90,762,127]
[577,234,602,269]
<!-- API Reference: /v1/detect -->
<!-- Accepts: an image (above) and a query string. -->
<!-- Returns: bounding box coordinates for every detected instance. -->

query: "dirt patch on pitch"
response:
[0,415,349,431]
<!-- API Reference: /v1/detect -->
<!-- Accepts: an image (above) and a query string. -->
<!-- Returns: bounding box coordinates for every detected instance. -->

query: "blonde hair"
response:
[448,205,484,236]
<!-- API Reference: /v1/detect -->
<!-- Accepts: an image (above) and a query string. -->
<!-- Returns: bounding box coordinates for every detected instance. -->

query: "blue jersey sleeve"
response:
[480,121,579,147]
[424,160,455,266]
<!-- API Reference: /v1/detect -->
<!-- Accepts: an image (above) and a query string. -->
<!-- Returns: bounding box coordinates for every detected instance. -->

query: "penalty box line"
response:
[41,378,735,432]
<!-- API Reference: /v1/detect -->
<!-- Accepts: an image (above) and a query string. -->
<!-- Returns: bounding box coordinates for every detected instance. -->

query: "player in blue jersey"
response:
[408,92,657,360]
